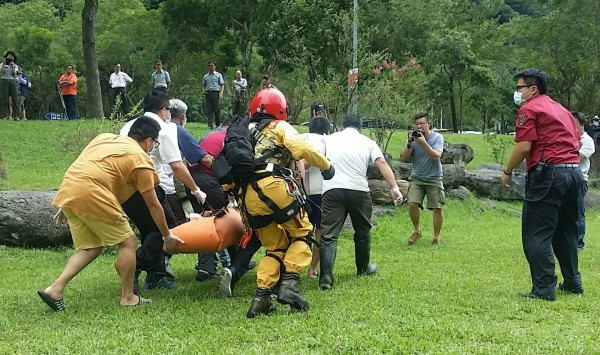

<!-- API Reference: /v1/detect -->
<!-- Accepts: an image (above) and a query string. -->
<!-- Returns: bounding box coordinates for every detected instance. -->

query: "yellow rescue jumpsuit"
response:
[243,120,330,289]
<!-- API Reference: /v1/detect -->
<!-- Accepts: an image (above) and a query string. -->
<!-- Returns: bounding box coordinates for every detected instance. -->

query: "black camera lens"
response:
[411,130,422,138]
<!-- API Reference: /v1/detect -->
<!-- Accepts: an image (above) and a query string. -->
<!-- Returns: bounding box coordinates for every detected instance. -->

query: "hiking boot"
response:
[277,272,309,312]
[408,231,422,244]
[144,276,176,290]
[247,288,276,318]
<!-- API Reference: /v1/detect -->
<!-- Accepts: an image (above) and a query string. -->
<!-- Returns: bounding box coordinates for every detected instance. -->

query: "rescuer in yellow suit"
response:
[242,88,335,318]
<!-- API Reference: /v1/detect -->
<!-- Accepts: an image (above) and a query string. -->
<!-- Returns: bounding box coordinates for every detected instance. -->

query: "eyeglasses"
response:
[152,138,160,148]
[516,85,532,91]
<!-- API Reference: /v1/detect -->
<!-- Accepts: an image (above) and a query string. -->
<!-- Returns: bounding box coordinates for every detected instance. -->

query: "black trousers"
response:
[320,189,373,271]
[62,95,78,119]
[122,186,176,283]
[205,91,221,127]
[111,87,130,114]
[166,193,188,226]
[522,165,583,298]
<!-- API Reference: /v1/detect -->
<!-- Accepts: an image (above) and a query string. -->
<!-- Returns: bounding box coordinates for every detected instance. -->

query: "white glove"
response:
[391,186,403,206]
[188,212,203,220]
[53,208,67,227]
[163,232,186,254]
[191,188,207,205]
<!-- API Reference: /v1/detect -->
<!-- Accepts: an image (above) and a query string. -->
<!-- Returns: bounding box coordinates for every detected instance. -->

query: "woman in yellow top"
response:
[38,116,184,311]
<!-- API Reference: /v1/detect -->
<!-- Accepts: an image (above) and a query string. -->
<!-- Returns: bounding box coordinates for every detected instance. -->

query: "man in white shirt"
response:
[572,112,595,251]
[319,115,403,290]
[109,63,133,115]
[120,90,206,291]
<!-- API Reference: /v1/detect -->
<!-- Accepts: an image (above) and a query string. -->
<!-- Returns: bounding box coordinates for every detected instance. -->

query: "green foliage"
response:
[483,133,514,165]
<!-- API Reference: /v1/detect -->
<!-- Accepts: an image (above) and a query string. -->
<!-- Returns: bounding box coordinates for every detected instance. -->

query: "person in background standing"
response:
[151,60,170,93]
[59,65,78,119]
[571,111,595,251]
[16,66,31,121]
[109,63,133,115]
[202,61,224,129]
[232,70,248,116]
[1,51,19,120]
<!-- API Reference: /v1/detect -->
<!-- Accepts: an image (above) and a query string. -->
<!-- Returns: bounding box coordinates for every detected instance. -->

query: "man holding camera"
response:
[401,112,445,245]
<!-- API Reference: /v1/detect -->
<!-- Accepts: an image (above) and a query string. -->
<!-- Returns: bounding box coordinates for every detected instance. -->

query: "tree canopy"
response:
[0,0,598,132]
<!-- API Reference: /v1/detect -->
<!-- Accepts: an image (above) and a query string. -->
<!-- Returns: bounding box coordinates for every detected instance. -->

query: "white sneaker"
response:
[165,256,177,279]
[218,267,233,297]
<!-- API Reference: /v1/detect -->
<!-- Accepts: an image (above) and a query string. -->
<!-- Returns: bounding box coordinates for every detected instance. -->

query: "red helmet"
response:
[249,87,288,121]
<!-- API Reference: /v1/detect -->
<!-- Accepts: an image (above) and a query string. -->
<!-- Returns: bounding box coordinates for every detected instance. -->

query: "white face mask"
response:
[513,91,526,106]
[165,112,171,123]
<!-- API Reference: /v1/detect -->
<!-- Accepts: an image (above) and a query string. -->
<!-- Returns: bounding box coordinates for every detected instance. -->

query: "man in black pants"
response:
[501,68,584,301]
[319,115,403,290]
[120,90,206,291]
[202,61,224,129]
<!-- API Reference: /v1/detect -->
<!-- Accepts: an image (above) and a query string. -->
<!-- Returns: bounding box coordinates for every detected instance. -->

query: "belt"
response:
[537,162,579,169]
[207,90,220,92]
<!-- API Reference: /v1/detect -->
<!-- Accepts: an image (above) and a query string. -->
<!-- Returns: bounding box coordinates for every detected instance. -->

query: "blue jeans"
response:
[576,181,588,249]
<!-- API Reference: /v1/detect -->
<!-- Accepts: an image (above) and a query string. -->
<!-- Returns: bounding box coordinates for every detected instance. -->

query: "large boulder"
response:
[0,190,72,247]
[368,179,409,205]
[463,169,524,200]
[441,143,474,166]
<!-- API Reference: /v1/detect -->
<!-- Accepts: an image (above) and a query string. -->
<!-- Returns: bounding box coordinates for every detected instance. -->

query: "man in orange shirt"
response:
[58,65,78,119]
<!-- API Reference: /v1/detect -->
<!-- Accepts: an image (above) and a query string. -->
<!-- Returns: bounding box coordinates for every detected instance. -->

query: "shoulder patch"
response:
[518,114,527,126]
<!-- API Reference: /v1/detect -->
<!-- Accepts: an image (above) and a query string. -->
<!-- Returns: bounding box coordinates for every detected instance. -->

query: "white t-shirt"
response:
[322,127,384,193]
[120,112,182,193]
[579,132,595,181]
[299,133,327,195]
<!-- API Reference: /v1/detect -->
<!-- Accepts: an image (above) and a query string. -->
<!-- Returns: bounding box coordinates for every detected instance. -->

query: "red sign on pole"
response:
[348,68,359,86]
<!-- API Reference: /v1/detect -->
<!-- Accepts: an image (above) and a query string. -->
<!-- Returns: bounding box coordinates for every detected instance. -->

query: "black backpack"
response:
[213,115,254,185]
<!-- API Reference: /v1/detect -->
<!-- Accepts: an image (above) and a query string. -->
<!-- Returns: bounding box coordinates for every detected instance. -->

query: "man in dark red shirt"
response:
[501,68,584,301]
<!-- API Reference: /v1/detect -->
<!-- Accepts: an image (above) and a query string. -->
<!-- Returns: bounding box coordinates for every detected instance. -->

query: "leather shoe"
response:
[558,282,584,295]
[517,292,555,301]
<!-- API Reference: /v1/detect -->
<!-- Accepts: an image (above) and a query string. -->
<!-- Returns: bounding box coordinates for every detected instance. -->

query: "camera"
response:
[411,130,422,138]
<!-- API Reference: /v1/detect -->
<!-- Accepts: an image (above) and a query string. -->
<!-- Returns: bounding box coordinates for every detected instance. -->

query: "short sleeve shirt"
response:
[299,133,327,195]
[322,128,384,193]
[52,134,159,222]
[120,112,182,193]
[514,94,579,170]
[409,131,444,180]
[59,73,77,96]
[203,71,224,91]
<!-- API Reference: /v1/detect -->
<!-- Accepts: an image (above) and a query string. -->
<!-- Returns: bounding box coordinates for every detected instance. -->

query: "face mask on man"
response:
[5,58,13,64]
[513,91,526,106]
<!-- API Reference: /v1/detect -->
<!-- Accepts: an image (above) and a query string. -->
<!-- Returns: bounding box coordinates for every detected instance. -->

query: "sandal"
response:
[37,290,65,312]
[123,295,153,307]
[407,231,422,245]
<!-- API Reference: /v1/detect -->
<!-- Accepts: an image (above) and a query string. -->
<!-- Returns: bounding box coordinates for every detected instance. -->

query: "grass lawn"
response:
[1,119,598,353]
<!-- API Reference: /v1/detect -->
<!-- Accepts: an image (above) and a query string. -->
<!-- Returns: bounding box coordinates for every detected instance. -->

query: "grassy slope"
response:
[0,120,598,353]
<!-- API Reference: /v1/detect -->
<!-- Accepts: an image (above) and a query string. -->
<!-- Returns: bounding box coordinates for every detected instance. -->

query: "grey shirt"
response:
[409,131,444,180]
[203,71,224,92]
[152,70,170,88]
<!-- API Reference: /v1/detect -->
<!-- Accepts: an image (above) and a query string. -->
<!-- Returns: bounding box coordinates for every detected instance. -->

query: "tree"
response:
[82,0,104,118]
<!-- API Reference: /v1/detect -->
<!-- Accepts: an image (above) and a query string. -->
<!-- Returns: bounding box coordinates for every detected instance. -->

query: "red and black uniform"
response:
[515,94,584,299]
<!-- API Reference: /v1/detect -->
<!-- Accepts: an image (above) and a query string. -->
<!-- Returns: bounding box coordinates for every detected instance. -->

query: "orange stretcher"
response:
[165,207,246,254]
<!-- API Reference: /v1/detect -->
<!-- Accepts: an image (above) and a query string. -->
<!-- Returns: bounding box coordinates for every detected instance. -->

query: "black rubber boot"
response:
[319,244,337,290]
[355,238,377,276]
[246,288,276,318]
[277,272,309,312]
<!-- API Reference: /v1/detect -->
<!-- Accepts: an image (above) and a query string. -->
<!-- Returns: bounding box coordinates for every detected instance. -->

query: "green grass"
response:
[1,119,599,353]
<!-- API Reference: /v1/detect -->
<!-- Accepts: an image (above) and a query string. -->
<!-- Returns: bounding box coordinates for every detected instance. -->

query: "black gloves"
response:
[321,164,335,180]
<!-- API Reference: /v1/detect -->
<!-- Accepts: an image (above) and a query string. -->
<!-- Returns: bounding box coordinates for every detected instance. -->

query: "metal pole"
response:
[352,0,358,115]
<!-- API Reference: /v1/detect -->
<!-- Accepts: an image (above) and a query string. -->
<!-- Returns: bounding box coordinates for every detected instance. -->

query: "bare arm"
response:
[414,135,442,160]
[140,188,170,237]
[374,157,398,189]
[504,141,532,173]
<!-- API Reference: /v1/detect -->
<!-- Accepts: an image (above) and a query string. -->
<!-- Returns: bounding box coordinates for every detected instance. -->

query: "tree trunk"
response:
[82,0,104,118]
[0,191,72,248]
[0,151,6,179]
[449,76,458,133]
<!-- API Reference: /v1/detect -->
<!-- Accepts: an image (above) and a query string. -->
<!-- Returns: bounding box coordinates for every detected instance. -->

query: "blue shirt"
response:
[203,71,224,91]
[176,124,207,165]
[409,131,444,180]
